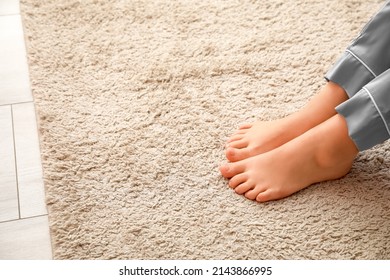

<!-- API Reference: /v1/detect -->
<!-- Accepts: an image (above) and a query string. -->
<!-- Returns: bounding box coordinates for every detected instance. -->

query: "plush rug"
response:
[21,0,390,259]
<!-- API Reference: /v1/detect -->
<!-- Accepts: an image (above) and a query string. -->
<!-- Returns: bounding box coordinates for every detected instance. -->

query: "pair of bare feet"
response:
[219,82,359,202]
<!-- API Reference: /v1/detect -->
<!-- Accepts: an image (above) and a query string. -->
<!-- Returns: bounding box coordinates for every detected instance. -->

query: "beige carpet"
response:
[21,0,390,259]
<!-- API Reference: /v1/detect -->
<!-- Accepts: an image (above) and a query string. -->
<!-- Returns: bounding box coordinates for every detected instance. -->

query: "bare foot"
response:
[226,82,349,162]
[226,118,302,162]
[220,114,358,202]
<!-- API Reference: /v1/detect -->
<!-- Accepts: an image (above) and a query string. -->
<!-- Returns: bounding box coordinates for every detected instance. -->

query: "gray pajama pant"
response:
[325,1,390,151]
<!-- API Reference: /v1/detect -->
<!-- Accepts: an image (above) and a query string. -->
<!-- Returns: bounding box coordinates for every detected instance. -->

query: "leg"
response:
[221,114,358,202]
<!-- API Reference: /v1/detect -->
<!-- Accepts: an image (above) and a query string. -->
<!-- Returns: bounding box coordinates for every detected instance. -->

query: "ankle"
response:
[296,82,349,130]
[313,116,358,170]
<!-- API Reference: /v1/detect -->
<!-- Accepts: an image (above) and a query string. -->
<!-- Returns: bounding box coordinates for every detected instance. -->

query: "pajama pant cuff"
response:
[336,87,390,151]
[325,51,375,98]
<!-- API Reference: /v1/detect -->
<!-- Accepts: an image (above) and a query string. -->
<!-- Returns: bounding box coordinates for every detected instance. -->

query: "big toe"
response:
[256,189,278,203]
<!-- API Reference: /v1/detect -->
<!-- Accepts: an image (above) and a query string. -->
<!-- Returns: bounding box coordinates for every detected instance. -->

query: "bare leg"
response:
[226,82,348,162]
[220,114,358,202]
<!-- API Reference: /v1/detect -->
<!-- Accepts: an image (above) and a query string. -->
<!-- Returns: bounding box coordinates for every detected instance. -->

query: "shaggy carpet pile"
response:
[21,0,390,259]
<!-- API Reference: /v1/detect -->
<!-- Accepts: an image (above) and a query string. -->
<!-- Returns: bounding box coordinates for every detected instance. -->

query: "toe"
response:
[256,189,281,203]
[225,147,238,161]
[219,161,246,178]
[236,128,249,135]
[226,129,249,144]
[228,139,248,149]
[234,182,253,195]
[244,185,266,200]
[228,173,248,189]
[239,123,252,130]
[226,147,252,162]
[227,134,244,144]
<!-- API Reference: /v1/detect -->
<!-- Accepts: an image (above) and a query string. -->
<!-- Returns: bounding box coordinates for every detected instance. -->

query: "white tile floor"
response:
[0,0,52,259]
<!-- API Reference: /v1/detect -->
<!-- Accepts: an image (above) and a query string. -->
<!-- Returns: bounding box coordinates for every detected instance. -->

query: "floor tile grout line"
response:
[0,13,20,17]
[0,214,49,225]
[0,100,34,107]
[10,105,21,220]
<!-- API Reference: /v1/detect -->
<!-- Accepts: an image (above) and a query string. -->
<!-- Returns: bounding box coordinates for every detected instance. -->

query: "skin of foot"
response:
[226,82,349,162]
[220,114,358,202]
